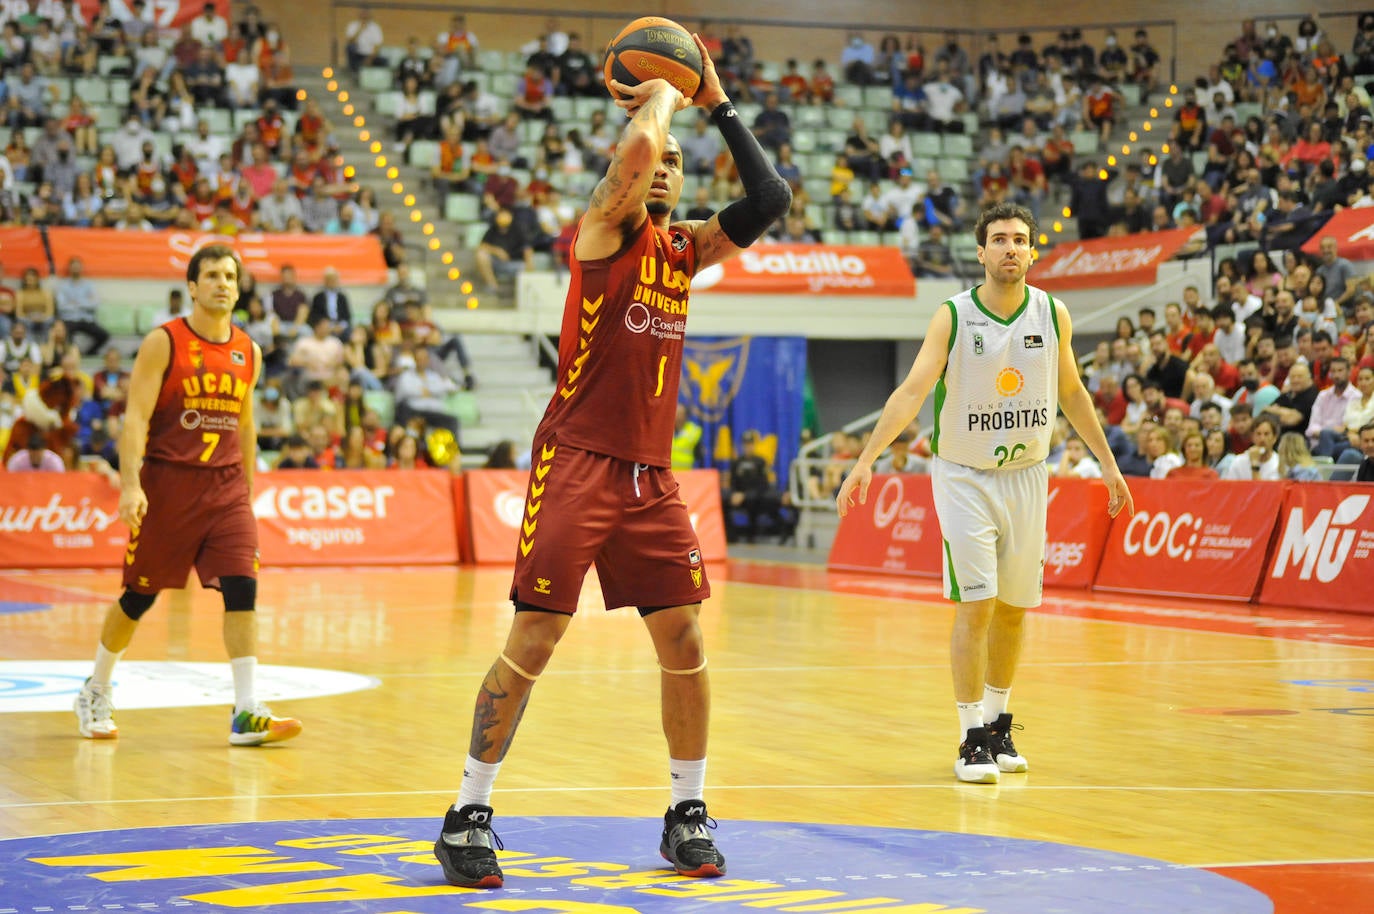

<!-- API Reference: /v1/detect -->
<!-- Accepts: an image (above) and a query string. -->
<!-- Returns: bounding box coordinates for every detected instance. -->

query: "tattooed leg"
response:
[467,608,570,763]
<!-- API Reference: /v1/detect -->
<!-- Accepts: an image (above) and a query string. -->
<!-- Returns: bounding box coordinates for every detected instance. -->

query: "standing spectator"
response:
[190,1,228,47]
[435,13,478,77]
[344,6,383,74]
[54,257,109,355]
[288,315,345,390]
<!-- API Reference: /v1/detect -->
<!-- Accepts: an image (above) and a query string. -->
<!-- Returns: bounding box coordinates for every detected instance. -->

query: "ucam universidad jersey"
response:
[930,284,1061,471]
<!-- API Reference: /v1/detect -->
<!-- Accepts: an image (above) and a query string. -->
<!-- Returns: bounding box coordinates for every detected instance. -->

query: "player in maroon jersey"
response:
[434,36,792,889]
[73,244,301,747]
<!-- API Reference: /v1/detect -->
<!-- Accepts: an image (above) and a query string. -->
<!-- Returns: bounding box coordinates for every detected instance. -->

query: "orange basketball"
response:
[603,16,702,100]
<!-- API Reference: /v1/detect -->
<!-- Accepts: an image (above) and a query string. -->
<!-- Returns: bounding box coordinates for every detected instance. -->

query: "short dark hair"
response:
[1199,401,1223,415]
[974,202,1037,247]
[1212,305,1233,322]
[1312,330,1333,345]
[186,243,242,284]
[1138,307,1156,318]
[1331,356,1350,370]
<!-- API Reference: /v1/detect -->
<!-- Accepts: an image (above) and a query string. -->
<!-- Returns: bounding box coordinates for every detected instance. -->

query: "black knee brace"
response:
[119,589,158,621]
[221,576,257,612]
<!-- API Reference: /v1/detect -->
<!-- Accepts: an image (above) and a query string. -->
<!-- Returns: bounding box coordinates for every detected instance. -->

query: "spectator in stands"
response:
[274,433,318,469]
[1068,159,1112,239]
[7,62,57,128]
[1143,331,1189,399]
[289,315,345,394]
[268,264,308,339]
[435,13,477,79]
[1167,431,1218,479]
[1143,425,1184,478]
[924,60,967,133]
[751,92,791,152]
[374,210,407,269]
[344,6,383,74]
[257,178,303,232]
[392,345,458,435]
[840,32,875,85]
[475,206,532,294]
[224,52,260,109]
[255,378,292,452]
[1054,435,1102,478]
[1223,413,1280,479]
[7,428,64,471]
[679,113,719,180]
[182,44,226,109]
[14,267,52,341]
[843,114,883,181]
[308,267,351,335]
[52,257,108,355]
[1277,432,1321,481]
[723,430,792,543]
[913,222,955,278]
[922,169,963,230]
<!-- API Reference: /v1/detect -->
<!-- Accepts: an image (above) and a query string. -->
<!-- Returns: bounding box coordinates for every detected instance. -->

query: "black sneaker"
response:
[434,804,504,888]
[660,800,726,877]
[954,726,999,783]
[986,713,1029,773]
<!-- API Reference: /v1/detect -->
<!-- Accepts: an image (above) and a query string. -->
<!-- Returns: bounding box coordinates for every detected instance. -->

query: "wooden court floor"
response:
[1,560,1372,912]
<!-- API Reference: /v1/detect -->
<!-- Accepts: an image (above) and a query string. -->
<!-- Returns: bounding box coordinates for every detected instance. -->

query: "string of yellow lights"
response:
[1043,83,1178,247]
[316,66,482,309]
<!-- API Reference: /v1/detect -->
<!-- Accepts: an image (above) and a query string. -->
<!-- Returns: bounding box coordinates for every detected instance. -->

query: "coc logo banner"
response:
[1094,478,1285,601]
[1261,486,1374,613]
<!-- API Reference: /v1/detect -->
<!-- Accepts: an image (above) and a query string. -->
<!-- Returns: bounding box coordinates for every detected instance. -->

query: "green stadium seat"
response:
[363,389,395,427]
[1119,84,1142,107]
[109,81,130,105]
[73,77,108,104]
[98,56,130,76]
[490,72,518,98]
[444,194,479,222]
[374,91,400,116]
[793,106,827,129]
[97,303,138,336]
[942,134,974,158]
[862,86,893,110]
[573,96,607,120]
[1069,130,1100,155]
[477,49,505,72]
[550,96,574,122]
[409,140,439,168]
[912,132,942,157]
[93,104,121,129]
[360,66,394,92]
[465,221,489,248]
[446,391,480,427]
[820,229,847,245]
[791,130,816,153]
[849,230,882,246]
[835,86,863,108]
[233,107,261,130]
[936,157,969,183]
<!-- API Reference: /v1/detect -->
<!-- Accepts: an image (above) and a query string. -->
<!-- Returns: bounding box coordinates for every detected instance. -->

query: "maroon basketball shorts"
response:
[509,436,710,613]
[122,460,259,593]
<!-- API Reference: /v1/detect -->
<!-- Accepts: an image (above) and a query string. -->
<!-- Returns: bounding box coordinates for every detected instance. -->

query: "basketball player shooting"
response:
[432,31,792,888]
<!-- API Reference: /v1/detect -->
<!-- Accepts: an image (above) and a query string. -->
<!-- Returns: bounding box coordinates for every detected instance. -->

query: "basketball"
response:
[603,16,702,100]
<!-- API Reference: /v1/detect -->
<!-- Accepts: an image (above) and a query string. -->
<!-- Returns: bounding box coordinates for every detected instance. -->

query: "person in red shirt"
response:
[513,64,553,121]
[1281,121,1332,173]
[256,100,286,159]
[809,58,835,104]
[432,36,791,890]
[71,244,300,747]
[1171,88,1207,151]
[778,58,808,104]
[1082,79,1121,146]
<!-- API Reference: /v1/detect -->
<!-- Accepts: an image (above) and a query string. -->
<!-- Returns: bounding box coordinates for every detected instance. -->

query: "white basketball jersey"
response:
[931,284,1061,471]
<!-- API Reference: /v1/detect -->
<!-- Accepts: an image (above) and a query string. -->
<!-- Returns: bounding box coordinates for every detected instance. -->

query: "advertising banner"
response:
[1094,478,1285,601]
[464,468,727,565]
[690,245,916,296]
[75,0,230,30]
[827,473,943,577]
[1031,227,1201,291]
[0,473,126,569]
[251,470,458,566]
[1260,485,1374,614]
[45,228,388,286]
[1300,209,1374,260]
[0,227,50,275]
[1043,477,1111,588]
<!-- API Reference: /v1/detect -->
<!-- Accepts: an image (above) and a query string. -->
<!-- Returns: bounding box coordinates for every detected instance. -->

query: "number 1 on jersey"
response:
[199,432,221,462]
[653,355,667,398]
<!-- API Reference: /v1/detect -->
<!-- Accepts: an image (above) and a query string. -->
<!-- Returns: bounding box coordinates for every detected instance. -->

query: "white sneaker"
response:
[74,678,118,739]
[954,727,999,783]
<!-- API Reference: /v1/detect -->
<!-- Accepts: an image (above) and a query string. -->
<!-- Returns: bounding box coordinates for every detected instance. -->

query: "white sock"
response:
[456,755,502,809]
[957,701,984,740]
[230,657,256,712]
[983,685,1011,723]
[669,757,707,807]
[91,644,122,689]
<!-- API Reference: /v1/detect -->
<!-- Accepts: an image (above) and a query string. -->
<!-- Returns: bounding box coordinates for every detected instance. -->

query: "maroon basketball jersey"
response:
[536,217,697,466]
[146,318,256,467]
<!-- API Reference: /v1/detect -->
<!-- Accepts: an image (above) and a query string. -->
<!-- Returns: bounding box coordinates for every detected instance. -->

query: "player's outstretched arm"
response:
[837,304,953,516]
[677,33,792,270]
[117,328,172,529]
[1054,301,1134,518]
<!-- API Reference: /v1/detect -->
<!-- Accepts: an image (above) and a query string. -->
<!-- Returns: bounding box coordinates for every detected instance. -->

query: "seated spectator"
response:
[307,267,351,334]
[1222,414,1281,480]
[432,121,472,197]
[475,207,533,293]
[1144,424,1184,478]
[752,93,791,151]
[274,433,318,469]
[392,346,458,435]
[1277,432,1321,481]
[513,63,554,121]
[7,429,64,471]
[1054,435,1102,478]
[723,430,794,543]
[183,45,227,108]
[1355,424,1374,481]
[1167,431,1219,479]
[16,268,54,340]
[256,378,293,451]
[288,315,344,393]
[291,378,342,439]
[394,75,435,154]
[53,257,109,355]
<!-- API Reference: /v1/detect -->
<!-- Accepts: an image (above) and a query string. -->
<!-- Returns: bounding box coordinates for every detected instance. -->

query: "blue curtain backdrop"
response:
[678,336,807,490]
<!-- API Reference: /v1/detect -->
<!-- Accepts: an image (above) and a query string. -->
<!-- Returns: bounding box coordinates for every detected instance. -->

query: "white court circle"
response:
[0,661,379,713]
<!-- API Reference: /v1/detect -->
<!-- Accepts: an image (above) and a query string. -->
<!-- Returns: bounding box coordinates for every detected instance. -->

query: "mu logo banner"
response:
[679,337,806,488]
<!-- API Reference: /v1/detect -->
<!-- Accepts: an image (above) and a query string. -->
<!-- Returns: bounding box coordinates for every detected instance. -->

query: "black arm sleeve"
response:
[710,102,793,247]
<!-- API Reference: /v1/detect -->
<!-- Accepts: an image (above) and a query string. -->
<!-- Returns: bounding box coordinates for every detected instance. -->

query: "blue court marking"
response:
[0,673,89,700]
[0,817,1270,913]
[0,601,50,615]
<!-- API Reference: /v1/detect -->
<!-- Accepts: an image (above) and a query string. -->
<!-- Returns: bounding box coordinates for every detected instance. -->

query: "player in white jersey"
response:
[836,202,1134,783]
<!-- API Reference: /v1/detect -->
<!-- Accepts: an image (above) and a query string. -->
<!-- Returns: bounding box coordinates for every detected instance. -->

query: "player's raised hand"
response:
[608,78,688,117]
[835,463,874,518]
[690,33,727,110]
[119,485,148,530]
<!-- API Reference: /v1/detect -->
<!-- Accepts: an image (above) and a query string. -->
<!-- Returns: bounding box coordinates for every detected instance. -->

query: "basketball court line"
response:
[5,783,1370,814]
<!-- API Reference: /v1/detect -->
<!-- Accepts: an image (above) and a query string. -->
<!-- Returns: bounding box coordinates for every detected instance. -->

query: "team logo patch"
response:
[672,232,689,252]
[688,548,701,565]
[995,367,1025,397]
[534,577,552,595]
[973,332,985,355]
[1024,334,1044,349]
[230,350,246,365]
[690,567,703,588]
